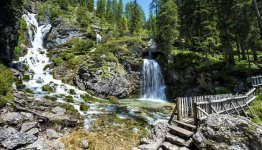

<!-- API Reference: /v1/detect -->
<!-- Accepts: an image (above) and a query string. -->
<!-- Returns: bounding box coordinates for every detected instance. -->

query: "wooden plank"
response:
[197,106,209,116]
[177,98,181,121]
[168,104,177,124]
[211,105,218,113]
[230,101,240,116]
[221,103,229,114]
[193,102,198,126]
[236,101,248,117]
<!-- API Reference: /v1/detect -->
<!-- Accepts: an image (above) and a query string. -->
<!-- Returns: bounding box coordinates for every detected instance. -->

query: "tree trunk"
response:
[246,49,251,68]
[251,48,258,61]
[240,41,247,60]
[235,35,241,61]
[253,0,262,39]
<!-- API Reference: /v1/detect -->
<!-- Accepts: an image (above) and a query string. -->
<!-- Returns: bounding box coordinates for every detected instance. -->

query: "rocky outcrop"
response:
[0,91,81,149]
[0,1,22,65]
[193,114,262,150]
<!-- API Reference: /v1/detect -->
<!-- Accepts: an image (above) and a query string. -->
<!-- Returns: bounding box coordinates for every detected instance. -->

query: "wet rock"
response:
[20,122,37,132]
[0,112,24,125]
[192,114,262,150]
[51,106,66,115]
[46,129,59,139]
[1,133,37,149]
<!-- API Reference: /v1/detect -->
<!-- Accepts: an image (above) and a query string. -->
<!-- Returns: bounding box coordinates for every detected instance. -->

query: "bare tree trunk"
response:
[253,0,262,39]
[251,48,258,61]
[240,41,247,60]
[246,49,251,68]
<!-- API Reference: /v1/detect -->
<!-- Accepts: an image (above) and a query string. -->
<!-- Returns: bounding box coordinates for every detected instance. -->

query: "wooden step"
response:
[174,120,196,131]
[168,125,194,138]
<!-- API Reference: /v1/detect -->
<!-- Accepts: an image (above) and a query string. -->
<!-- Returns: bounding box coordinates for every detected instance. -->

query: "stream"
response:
[16,12,172,131]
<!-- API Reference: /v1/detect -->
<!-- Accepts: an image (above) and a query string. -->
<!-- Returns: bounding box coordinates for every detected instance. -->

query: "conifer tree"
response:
[86,0,94,12]
[157,0,179,51]
[116,0,123,23]
[96,0,106,19]
[130,0,142,34]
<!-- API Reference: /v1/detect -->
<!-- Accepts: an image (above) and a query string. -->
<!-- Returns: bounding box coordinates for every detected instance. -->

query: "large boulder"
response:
[193,114,262,150]
[1,132,37,149]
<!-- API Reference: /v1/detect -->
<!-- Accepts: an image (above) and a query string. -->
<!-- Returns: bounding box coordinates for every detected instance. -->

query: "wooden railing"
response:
[252,75,262,87]
[169,75,261,126]
[193,88,257,126]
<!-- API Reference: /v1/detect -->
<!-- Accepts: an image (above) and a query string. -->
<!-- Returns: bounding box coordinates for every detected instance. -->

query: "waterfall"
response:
[18,13,87,111]
[140,52,166,101]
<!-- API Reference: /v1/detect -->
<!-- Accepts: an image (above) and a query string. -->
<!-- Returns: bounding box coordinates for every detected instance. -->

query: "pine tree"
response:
[116,0,123,23]
[96,0,106,19]
[130,0,142,34]
[157,0,179,51]
[112,0,118,22]
[106,0,113,22]
[86,0,94,12]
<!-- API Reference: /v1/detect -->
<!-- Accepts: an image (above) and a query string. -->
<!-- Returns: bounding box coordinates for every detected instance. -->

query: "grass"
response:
[0,65,14,108]
[250,89,262,123]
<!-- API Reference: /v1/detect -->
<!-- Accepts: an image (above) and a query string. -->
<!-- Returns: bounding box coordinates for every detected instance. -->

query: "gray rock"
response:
[193,114,262,150]
[51,106,66,115]
[20,122,37,132]
[46,129,59,139]
[0,112,24,125]
[21,112,34,121]
[0,127,18,141]
[81,139,89,149]
[161,142,179,150]
[1,133,37,149]
[26,128,39,135]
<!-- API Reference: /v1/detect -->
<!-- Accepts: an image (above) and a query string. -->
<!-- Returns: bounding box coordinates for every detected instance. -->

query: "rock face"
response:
[193,114,262,150]
[0,1,22,65]
[74,60,141,98]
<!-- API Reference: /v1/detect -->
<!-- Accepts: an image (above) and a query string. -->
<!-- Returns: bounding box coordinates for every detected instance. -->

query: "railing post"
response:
[193,102,198,126]
[177,98,181,121]
[208,98,212,114]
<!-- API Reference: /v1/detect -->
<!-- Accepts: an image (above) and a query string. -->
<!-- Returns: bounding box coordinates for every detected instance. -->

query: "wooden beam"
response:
[197,106,209,116]
[168,104,177,124]
[236,101,248,117]
[230,101,240,116]
[177,98,181,121]
[193,102,198,126]
[221,103,230,114]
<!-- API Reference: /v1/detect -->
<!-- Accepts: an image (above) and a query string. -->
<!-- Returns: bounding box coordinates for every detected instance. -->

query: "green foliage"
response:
[44,95,58,101]
[96,0,106,19]
[65,95,74,103]
[250,90,262,123]
[69,89,76,95]
[157,0,179,51]
[23,75,30,81]
[77,7,91,28]
[73,38,94,54]
[0,65,14,108]
[42,85,55,93]
[215,87,232,94]
[87,0,94,12]
[80,102,90,111]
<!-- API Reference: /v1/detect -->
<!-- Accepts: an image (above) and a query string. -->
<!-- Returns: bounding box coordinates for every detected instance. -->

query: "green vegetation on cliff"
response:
[0,65,14,108]
[250,89,262,123]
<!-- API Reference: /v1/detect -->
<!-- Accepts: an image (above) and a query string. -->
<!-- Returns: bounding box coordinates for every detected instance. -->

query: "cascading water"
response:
[140,53,166,101]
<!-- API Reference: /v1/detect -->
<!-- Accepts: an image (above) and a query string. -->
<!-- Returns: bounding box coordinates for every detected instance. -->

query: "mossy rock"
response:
[0,65,14,108]
[69,89,76,95]
[23,75,30,81]
[23,88,33,94]
[108,96,119,104]
[44,95,58,101]
[65,95,74,103]
[80,103,89,111]
[42,85,55,93]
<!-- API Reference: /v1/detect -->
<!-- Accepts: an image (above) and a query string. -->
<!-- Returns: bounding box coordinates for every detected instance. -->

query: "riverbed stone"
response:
[1,133,37,149]
[20,122,37,132]
[26,128,39,135]
[0,112,24,125]
[0,127,18,141]
[21,112,34,121]
[46,129,59,139]
[51,106,66,115]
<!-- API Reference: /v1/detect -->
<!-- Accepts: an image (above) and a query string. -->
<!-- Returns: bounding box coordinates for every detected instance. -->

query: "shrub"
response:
[73,39,94,54]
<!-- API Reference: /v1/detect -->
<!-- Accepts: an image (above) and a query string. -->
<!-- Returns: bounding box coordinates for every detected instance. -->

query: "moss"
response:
[60,103,78,115]
[80,103,89,111]
[69,89,76,95]
[108,96,119,104]
[44,95,58,101]
[0,65,14,108]
[53,57,63,66]
[65,95,74,103]
[249,90,262,123]
[23,88,33,94]
[23,75,30,81]
[41,85,55,93]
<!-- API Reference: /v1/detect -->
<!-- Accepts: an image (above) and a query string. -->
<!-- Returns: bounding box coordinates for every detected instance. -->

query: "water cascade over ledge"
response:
[140,50,167,102]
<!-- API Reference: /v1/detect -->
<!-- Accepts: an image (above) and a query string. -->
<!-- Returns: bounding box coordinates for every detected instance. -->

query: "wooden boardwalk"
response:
[166,75,262,147]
